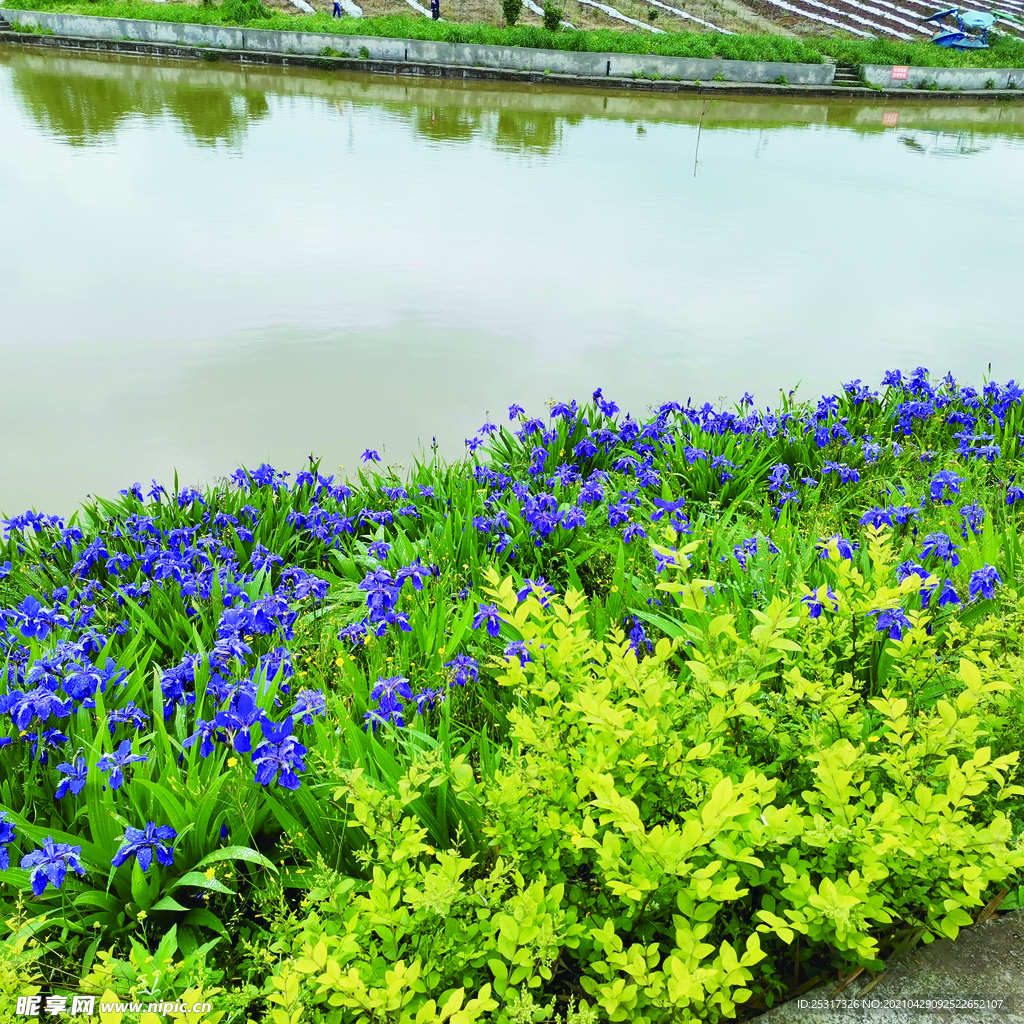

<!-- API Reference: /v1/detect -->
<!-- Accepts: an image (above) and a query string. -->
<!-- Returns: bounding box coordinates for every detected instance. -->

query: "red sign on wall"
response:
[891,65,910,80]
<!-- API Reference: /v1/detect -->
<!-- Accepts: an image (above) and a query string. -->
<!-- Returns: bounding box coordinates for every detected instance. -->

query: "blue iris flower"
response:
[414,688,445,713]
[252,717,307,789]
[959,503,986,539]
[817,535,858,561]
[107,701,151,735]
[13,597,56,640]
[55,757,88,800]
[111,823,177,872]
[472,604,502,638]
[623,523,647,543]
[97,740,147,790]
[801,587,838,619]
[444,655,479,687]
[869,608,912,640]
[5,688,75,731]
[929,471,962,504]
[214,691,265,754]
[969,565,1003,601]
[182,718,226,758]
[517,579,555,606]
[504,642,532,666]
[0,812,15,870]
[291,688,327,725]
[21,837,86,896]
[920,532,960,566]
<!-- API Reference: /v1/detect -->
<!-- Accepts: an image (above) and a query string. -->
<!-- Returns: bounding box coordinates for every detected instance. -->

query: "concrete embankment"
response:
[863,62,1024,90]
[2,7,1024,98]
[0,7,834,84]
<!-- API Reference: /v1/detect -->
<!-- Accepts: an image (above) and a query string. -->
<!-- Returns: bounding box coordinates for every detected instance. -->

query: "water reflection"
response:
[9,53,271,146]
[6,45,1024,154]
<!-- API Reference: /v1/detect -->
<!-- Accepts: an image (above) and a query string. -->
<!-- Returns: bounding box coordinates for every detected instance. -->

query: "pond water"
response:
[2,45,1023,514]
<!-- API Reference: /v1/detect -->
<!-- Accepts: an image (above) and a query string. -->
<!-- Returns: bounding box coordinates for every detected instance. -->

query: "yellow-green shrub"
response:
[265,547,1024,1022]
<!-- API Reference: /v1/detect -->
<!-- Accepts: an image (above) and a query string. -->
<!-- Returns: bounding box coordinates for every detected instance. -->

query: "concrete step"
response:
[832,62,861,86]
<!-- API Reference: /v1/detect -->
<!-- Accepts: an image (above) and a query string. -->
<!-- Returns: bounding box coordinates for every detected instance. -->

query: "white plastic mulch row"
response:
[644,0,733,33]
[864,0,936,19]
[840,0,930,33]
[786,0,914,37]
[760,0,877,36]
[291,0,315,11]
[403,0,435,15]
[576,0,666,32]
[341,0,363,14]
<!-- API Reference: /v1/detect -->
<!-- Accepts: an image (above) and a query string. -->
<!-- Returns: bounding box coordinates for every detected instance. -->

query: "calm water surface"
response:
[1,45,1023,513]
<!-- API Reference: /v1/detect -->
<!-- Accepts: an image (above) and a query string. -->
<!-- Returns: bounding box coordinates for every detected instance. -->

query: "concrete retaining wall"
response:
[863,63,1024,90]
[0,7,835,83]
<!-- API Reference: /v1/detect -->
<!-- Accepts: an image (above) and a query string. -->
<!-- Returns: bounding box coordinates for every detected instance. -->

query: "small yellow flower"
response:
[205,868,216,880]
[137,910,147,921]
[227,757,238,768]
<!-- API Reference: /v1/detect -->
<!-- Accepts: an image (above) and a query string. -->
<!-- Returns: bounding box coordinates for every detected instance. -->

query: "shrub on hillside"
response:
[222,0,269,23]
[501,0,524,26]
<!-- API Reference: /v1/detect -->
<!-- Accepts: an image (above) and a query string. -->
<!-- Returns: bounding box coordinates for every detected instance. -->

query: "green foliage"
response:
[220,0,268,23]
[541,0,562,32]
[811,30,1024,69]
[257,570,1024,1020]
[501,0,524,28]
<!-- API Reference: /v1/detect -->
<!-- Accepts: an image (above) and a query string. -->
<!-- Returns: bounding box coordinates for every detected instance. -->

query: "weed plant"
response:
[2,368,1024,1019]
